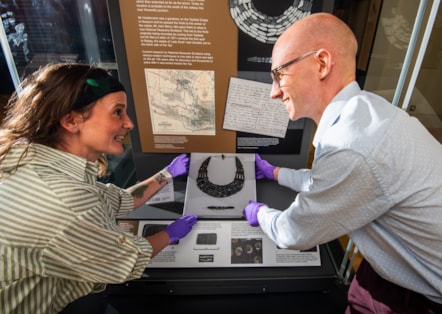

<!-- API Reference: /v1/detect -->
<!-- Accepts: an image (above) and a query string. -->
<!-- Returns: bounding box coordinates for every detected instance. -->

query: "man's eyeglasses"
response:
[270,50,318,87]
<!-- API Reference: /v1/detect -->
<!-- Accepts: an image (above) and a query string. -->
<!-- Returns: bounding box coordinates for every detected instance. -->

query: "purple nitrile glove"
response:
[242,200,267,227]
[165,214,198,244]
[166,153,189,178]
[255,154,276,180]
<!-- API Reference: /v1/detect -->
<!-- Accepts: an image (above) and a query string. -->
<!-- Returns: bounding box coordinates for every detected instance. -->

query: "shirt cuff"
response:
[159,169,173,183]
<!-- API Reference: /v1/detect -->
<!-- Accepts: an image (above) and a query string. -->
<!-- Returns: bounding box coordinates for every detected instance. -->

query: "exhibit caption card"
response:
[117,219,321,268]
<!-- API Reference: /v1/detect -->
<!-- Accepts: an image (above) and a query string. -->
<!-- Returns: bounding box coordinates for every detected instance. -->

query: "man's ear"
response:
[315,49,333,80]
[60,112,80,133]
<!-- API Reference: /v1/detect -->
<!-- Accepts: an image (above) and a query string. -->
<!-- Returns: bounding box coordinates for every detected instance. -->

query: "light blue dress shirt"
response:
[257,81,442,303]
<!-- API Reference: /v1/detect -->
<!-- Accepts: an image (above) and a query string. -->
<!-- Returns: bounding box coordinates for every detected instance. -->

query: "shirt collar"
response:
[312,81,361,148]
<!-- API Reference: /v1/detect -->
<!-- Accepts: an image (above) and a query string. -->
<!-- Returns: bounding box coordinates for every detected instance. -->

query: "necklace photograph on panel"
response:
[230,0,318,72]
[184,153,256,218]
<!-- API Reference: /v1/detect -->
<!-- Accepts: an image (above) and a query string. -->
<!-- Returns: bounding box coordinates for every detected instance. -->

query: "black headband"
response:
[72,73,126,110]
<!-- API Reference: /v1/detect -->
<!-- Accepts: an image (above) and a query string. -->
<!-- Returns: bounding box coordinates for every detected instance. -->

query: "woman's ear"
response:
[60,112,80,133]
[315,49,333,80]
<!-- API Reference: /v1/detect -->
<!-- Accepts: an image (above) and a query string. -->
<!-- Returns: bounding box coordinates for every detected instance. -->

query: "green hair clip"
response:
[86,78,99,87]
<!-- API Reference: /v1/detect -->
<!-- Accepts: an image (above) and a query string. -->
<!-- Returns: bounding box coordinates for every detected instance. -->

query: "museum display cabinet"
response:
[1,1,440,312]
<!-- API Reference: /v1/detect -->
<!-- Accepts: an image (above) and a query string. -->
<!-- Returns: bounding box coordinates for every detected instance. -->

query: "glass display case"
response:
[1,0,116,79]
[1,3,440,303]
[2,0,440,183]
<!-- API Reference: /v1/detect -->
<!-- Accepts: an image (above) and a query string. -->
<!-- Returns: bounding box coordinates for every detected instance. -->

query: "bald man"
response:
[242,13,442,313]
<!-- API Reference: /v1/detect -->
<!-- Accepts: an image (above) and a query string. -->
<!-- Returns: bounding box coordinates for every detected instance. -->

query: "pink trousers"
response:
[345,260,442,314]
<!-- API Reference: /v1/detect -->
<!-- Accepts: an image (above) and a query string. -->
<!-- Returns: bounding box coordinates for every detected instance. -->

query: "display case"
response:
[100,1,347,306]
[2,1,440,311]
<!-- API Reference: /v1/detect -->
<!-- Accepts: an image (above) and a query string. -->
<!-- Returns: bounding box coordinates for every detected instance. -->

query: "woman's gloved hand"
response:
[255,154,276,180]
[242,200,267,227]
[166,153,189,178]
[165,214,198,244]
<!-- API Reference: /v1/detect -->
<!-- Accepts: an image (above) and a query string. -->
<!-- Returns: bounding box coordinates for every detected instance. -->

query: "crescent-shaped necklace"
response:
[197,156,245,198]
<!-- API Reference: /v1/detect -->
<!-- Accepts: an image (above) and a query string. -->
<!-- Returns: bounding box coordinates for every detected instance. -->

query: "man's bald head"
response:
[276,13,357,58]
[273,13,358,79]
[270,13,359,124]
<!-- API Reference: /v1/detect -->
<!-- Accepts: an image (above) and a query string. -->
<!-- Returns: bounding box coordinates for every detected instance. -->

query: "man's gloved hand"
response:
[242,200,267,227]
[255,154,276,180]
[165,214,198,244]
[166,153,189,178]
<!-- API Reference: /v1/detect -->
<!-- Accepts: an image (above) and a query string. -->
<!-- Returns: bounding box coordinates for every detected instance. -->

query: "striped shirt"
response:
[0,144,152,313]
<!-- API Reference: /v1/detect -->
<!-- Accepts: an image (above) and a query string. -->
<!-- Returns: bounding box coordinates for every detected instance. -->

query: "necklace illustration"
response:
[197,156,245,198]
[229,0,313,44]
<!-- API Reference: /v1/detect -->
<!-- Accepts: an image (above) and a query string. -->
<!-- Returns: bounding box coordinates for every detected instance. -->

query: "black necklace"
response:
[197,156,245,198]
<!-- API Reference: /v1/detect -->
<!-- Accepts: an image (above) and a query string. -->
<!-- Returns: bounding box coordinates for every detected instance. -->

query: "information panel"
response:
[118,0,238,152]
[117,219,321,268]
